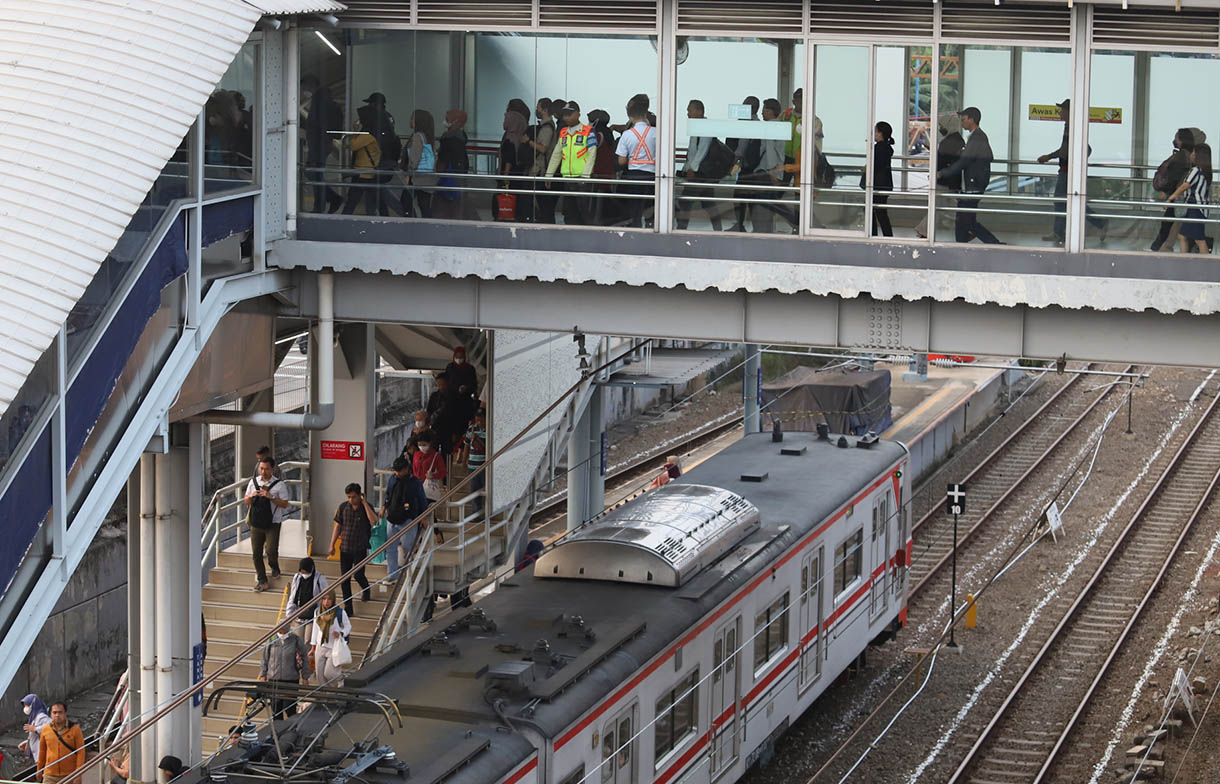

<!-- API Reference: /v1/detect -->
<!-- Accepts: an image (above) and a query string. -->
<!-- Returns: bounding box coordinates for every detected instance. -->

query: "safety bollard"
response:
[966,593,977,629]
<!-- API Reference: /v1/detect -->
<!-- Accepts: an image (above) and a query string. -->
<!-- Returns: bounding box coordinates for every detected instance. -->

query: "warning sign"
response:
[321,440,364,461]
[1028,104,1123,124]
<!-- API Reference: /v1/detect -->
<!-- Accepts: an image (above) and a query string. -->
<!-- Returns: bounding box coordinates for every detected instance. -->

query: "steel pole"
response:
[949,511,959,648]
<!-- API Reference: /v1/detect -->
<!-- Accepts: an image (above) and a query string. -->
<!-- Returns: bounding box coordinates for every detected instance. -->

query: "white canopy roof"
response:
[0,0,338,419]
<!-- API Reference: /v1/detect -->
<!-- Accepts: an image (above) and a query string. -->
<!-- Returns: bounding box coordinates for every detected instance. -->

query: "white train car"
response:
[197,430,909,784]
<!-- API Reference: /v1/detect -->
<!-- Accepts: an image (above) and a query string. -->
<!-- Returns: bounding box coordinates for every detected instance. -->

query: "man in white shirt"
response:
[676,99,725,231]
[615,93,658,228]
[752,98,792,235]
[245,456,292,591]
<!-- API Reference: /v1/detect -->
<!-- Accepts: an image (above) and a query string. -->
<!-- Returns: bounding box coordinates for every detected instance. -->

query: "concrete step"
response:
[216,551,387,580]
[203,602,384,633]
[203,581,295,610]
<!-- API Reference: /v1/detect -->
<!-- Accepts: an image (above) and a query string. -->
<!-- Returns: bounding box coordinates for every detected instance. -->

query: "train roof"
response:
[201,432,905,784]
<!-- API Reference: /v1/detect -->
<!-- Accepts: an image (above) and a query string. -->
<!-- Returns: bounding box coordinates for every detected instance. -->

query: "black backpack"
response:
[815,151,837,188]
[697,138,735,181]
[376,124,402,171]
[248,478,280,529]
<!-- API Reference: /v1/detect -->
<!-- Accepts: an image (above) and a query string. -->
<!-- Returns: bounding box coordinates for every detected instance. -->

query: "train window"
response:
[753,592,790,673]
[654,669,700,765]
[833,528,864,599]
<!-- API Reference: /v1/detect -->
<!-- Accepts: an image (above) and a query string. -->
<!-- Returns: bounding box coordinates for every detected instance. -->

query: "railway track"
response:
[946,388,1220,784]
[908,363,1132,595]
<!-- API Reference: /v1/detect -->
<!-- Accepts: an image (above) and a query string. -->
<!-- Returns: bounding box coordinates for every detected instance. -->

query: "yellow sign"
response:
[1028,104,1123,124]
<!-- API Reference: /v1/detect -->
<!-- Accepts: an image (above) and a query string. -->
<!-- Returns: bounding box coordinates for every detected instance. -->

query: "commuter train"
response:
[196,429,910,784]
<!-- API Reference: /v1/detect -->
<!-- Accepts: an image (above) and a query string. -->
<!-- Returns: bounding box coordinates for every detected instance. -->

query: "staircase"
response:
[200,546,388,753]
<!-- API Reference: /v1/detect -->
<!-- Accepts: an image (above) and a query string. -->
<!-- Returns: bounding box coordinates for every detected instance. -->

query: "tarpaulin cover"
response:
[761,366,893,436]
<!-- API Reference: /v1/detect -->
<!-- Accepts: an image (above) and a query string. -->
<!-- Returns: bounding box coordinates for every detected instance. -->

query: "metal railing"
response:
[200,461,311,572]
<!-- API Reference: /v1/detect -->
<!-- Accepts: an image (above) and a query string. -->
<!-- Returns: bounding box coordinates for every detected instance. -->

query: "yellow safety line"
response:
[882,384,954,440]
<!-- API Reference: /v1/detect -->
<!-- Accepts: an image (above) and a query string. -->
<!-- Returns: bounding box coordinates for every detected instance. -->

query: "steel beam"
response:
[285,268,1220,368]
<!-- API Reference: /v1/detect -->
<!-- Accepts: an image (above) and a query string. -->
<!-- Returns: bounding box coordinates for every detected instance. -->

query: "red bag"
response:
[494,192,517,221]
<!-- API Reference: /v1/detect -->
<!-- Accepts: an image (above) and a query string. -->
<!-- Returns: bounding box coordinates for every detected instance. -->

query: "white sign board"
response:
[1047,501,1064,542]
[1165,666,1197,726]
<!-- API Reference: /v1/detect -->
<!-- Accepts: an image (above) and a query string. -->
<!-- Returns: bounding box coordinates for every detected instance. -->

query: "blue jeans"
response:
[384,521,420,579]
[469,468,485,515]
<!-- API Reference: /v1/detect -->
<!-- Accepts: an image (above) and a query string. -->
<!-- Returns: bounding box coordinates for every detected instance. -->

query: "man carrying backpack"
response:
[245,456,291,592]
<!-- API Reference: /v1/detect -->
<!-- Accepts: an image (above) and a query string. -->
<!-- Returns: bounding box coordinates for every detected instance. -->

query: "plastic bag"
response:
[330,635,352,667]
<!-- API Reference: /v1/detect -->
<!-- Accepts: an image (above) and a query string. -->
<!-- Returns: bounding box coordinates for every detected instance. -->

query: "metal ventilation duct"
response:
[534,484,760,588]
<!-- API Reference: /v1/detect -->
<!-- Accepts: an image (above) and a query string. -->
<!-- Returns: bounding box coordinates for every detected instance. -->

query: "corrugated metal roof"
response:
[0,0,322,421]
[244,0,346,14]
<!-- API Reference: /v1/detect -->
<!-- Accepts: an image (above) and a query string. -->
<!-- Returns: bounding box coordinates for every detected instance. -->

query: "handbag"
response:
[423,478,443,499]
[369,518,388,564]
[495,191,517,221]
[330,635,353,667]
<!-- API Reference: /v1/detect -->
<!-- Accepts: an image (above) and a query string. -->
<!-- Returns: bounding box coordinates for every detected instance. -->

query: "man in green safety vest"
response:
[546,101,598,225]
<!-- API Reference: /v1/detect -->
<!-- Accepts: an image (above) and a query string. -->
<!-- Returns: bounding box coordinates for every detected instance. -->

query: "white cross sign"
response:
[946,483,966,516]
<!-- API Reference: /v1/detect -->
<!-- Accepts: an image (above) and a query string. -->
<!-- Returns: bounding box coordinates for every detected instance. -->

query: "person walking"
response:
[433,109,474,220]
[402,110,438,218]
[727,96,762,232]
[675,99,727,232]
[1037,99,1107,244]
[545,102,598,226]
[445,345,479,410]
[382,457,428,578]
[156,757,185,784]
[915,117,965,239]
[458,407,488,515]
[938,107,1001,244]
[1166,142,1213,254]
[19,694,51,765]
[329,483,376,617]
[587,109,621,225]
[244,456,290,592]
[284,558,328,632]
[310,590,352,688]
[1150,128,1196,252]
[499,109,532,221]
[302,78,343,213]
[413,432,447,502]
[529,99,559,224]
[616,94,658,228]
[340,105,382,216]
[258,627,310,719]
[37,702,84,784]
[750,98,790,234]
[863,121,895,237]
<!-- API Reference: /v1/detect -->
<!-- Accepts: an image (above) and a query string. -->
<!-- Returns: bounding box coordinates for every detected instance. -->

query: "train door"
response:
[869,492,890,621]
[893,485,907,599]
[709,616,741,778]
[600,702,638,784]
[799,548,824,692]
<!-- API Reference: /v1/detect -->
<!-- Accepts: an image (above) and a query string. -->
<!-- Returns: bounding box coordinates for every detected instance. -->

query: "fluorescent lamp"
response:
[314,30,341,57]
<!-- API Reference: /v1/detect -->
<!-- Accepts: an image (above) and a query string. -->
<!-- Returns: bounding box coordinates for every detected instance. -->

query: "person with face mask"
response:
[258,623,311,719]
[445,345,479,408]
[412,432,447,502]
[311,591,352,688]
[37,701,84,784]
[19,694,51,763]
[284,558,328,634]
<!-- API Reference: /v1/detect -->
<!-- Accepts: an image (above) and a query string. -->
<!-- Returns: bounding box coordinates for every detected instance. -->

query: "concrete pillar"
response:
[586,385,606,520]
[137,455,156,782]
[566,392,591,531]
[126,467,148,784]
[309,323,375,550]
[234,388,274,484]
[744,344,761,433]
[154,441,193,764]
[186,424,204,764]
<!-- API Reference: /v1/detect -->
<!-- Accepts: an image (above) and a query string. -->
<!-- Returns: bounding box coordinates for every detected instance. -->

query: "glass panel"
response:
[811,44,868,233]
[1086,50,1220,253]
[306,30,659,224]
[205,41,257,193]
[934,45,1069,247]
[672,38,803,234]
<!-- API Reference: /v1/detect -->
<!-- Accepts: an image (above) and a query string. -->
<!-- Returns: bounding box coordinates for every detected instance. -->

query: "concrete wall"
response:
[0,522,127,732]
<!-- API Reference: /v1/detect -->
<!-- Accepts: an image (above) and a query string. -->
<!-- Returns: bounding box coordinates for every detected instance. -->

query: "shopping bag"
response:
[330,636,353,667]
[370,517,388,564]
[494,192,517,221]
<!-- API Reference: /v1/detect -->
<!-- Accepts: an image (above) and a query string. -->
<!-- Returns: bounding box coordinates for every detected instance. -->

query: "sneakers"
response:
[1042,233,1064,243]
[271,568,281,579]
[254,581,268,592]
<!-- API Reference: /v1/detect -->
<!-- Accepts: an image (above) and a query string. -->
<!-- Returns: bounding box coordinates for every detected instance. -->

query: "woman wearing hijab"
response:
[310,590,352,687]
[158,755,186,784]
[18,694,51,762]
[433,109,474,220]
[499,108,532,221]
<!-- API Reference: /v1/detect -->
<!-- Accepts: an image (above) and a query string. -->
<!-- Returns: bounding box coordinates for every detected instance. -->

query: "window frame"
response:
[833,527,864,602]
[752,591,791,676]
[653,668,700,768]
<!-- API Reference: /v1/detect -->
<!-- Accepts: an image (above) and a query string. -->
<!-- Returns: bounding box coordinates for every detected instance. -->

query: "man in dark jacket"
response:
[1038,99,1107,244]
[303,78,343,213]
[427,372,466,455]
[382,457,428,578]
[1150,128,1196,252]
[938,107,1001,244]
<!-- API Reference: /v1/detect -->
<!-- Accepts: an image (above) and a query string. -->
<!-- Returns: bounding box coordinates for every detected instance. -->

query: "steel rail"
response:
[946,388,1220,784]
